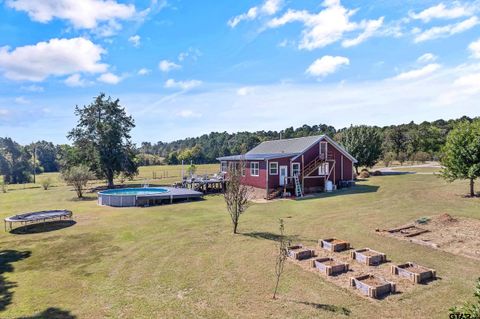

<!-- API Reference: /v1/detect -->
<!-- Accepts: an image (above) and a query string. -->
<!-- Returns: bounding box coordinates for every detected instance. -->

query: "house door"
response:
[279,166,288,186]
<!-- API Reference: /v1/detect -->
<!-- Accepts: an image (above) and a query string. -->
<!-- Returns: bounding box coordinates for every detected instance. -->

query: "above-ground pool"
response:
[98,187,203,207]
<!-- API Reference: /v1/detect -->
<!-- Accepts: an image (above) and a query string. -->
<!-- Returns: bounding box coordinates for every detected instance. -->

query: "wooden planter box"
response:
[350,248,386,266]
[391,262,436,284]
[319,238,350,252]
[350,275,396,299]
[287,244,314,260]
[312,257,349,276]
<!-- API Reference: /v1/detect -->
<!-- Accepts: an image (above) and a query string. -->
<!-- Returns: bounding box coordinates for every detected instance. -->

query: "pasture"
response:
[0,165,478,318]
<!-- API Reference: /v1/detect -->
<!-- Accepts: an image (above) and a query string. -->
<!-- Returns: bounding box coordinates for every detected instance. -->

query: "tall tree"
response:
[67,93,138,188]
[0,137,32,183]
[340,125,383,174]
[441,121,480,197]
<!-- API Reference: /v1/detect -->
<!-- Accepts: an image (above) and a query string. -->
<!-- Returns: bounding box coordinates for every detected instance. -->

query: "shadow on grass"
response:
[16,307,76,319]
[290,300,351,316]
[70,196,97,202]
[298,184,380,201]
[0,250,31,312]
[241,231,299,242]
[10,221,76,235]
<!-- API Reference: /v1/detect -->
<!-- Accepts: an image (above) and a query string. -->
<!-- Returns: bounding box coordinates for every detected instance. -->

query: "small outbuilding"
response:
[217,135,357,199]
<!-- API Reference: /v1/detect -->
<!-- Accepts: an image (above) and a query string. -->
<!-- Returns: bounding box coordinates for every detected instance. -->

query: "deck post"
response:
[266,159,269,199]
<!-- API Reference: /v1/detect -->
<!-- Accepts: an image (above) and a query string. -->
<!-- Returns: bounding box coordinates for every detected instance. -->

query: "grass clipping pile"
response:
[378,214,480,260]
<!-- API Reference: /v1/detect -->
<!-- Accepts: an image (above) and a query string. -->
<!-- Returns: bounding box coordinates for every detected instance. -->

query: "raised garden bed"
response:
[312,257,349,276]
[350,248,386,266]
[388,225,429,238]
[319,238,350,252]
[350,274,396,299]
[287,244,314,260]
[391,262,436,284]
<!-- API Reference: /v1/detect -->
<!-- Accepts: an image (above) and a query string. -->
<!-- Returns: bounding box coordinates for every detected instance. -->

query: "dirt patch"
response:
[360,275,386,286]
[378,214,480,260]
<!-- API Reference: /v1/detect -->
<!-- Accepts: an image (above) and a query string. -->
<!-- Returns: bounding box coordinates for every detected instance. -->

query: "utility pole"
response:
[32,143,36,184]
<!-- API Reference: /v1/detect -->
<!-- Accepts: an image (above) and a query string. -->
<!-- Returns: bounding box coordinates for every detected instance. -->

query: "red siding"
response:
[220,137,355,194]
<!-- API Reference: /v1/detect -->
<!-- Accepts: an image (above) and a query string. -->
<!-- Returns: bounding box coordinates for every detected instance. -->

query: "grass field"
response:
[1,166,479,318]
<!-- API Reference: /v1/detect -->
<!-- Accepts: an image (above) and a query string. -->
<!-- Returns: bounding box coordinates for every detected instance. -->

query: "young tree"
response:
[41,177,52,190]
[450,277,480,318]
[61,165,94,198]
[441,121,480,197]
[273,219,289,300]
[67,93,138,188]
[382,152,396,167]
[340,125,383,174]
[223,160,251,234]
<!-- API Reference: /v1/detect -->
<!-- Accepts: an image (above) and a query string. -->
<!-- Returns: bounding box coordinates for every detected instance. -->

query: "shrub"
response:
[61,165,94,198]
[382,152,396,167]
[371,170,383,176]
[0,180,7,193]
[450,277,480,318]
[41,177,52,190]
[413,151,431,164]
[359,170,370,178]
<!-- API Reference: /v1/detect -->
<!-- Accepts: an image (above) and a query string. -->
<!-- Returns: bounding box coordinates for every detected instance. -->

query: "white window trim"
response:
[221,161,228,173]
[250,162,259,177]
[320,141,328,159]
[269,162,278,175]
[319,162,329,176]
[291,163,300,177]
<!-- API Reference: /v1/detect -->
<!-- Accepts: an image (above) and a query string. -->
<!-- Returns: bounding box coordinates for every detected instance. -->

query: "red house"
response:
[217,135,357,199]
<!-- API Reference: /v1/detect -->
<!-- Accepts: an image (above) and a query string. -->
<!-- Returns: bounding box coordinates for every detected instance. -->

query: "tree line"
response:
[0,115,477,184]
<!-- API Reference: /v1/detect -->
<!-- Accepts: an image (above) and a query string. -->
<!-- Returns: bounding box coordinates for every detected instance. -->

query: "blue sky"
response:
[0,0,480,144]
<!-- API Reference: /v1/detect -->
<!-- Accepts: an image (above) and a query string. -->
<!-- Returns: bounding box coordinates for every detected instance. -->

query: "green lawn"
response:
[0,168,479,318]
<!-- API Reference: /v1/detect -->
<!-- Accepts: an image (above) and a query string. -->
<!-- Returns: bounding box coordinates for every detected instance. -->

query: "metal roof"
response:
[217,153,297,161]
[216,134,358,163]
[246,135,324,155]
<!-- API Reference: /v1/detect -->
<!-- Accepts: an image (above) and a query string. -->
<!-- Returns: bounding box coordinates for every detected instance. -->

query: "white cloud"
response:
[267,0,383,50]
[65,73,88,87]
[178,48,202,62]
[393,63,441,80]
[20,84,44,92]
[14,96,30,104]
[237,87,255,96]
[417,53,437,64]
[164,79,202,90]
[342,17,384,47]
[128,35,141,47]
[469,38,480,58]
[176,110,202,118]
[158,60,181,72]
[0,37,107,81]
[97,72,122,84]
[6,0,135,34]
[137,68,150,75]
[409,2,473,22]
[306,55,350,77]
[414,16,479,42]
[228,0,282,27]
[453,72,480,94]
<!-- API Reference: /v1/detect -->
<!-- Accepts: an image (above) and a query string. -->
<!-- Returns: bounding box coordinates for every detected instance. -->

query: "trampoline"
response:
[4,209,73,232]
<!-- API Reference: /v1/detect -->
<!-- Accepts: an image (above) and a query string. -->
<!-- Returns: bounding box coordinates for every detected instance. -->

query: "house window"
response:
[221,161,228,172]
[320,141,328,159]
[250,162,259,176]
[241,163,246,176]
[292,163,300,177]
[269,162,278,175]
[319,162,329,175]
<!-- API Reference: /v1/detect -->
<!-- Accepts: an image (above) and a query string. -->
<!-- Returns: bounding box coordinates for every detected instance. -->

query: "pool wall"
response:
[98,194,137,207]
[98,187,203,207]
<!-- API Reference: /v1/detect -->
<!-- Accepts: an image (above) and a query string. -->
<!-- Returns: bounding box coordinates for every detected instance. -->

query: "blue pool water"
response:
[99,187,169,196]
